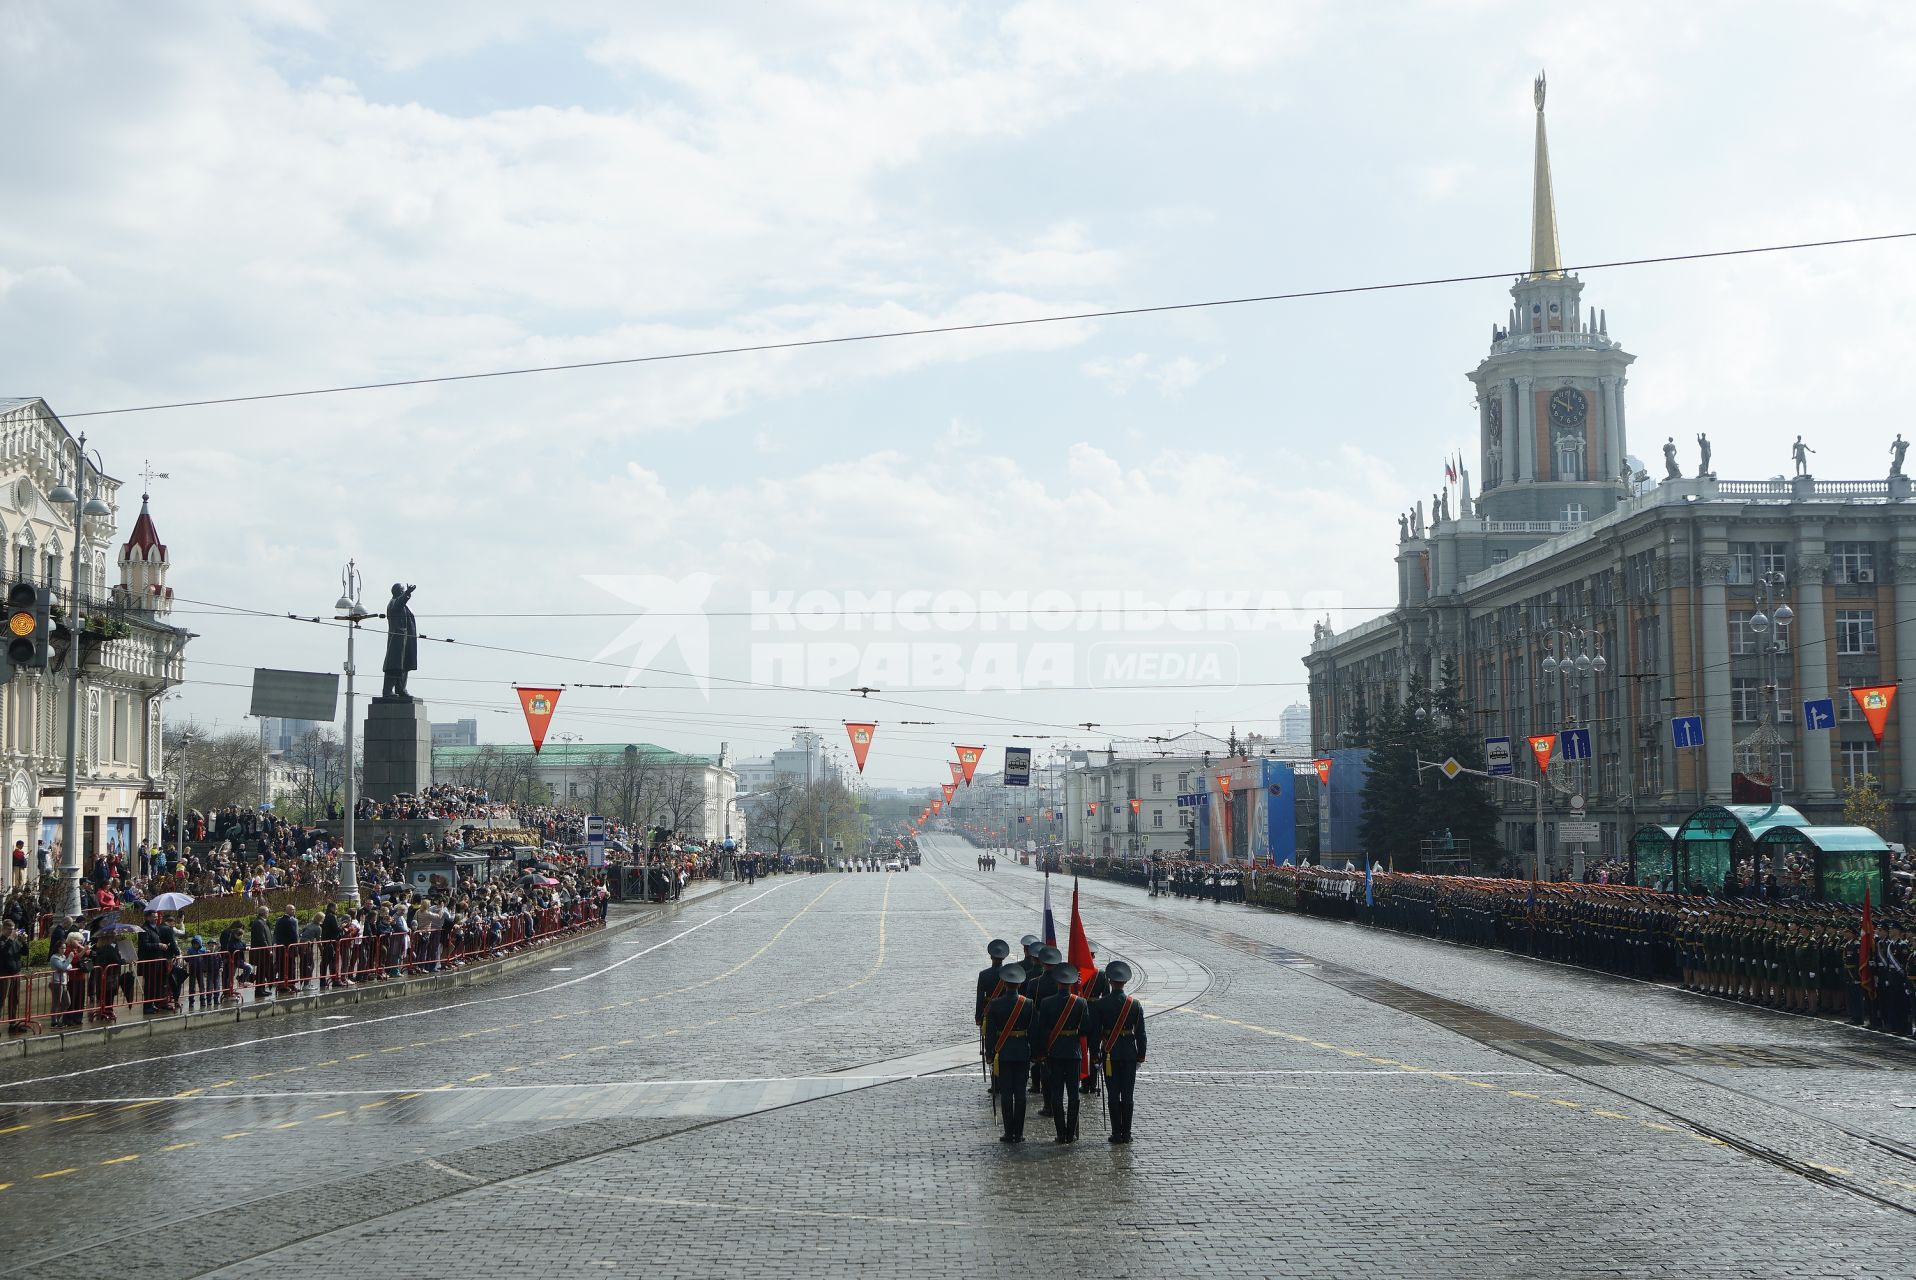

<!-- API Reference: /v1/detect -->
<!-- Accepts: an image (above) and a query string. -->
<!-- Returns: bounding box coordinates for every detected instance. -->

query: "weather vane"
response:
[140,458,170,498]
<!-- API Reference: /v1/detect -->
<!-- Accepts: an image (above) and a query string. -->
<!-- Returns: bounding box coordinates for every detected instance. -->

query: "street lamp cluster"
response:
[48,433,114,919]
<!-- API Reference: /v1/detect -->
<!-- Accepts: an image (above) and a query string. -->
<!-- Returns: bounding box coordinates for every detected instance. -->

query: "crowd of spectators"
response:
[355,783,509,823]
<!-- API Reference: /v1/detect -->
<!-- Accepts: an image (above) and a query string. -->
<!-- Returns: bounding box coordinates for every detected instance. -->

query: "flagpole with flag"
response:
[1041,873,1057,947]
[1067,878,1095,988]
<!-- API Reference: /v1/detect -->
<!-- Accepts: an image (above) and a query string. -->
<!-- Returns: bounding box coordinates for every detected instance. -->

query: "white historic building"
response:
[0,397,188,868]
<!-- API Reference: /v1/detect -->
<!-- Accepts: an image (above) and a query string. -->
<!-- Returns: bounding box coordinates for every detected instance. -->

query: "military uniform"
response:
[1035,972,1091,1142]
[982,963,1035,1142]
[1091,960,1146,1143]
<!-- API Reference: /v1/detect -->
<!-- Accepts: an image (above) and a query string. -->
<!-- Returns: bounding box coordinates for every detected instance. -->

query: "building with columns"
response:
[1304,78,1916,868]
[0,397,189,869]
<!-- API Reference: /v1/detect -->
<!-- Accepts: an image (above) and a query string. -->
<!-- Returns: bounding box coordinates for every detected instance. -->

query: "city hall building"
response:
[1304,79,1916,866]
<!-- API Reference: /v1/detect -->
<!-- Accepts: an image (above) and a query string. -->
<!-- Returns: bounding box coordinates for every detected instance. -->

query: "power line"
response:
[38,230,1916,421]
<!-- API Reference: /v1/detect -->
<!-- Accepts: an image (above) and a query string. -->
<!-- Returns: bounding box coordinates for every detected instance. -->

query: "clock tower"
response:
[1472,73,1635,526]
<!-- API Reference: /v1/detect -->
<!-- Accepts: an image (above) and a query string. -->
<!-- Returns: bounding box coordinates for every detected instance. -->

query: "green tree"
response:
[1843,772,1889,836]
[1345,699,1373,749]
[1423,657,1502,867]
[1358,687,1421,867]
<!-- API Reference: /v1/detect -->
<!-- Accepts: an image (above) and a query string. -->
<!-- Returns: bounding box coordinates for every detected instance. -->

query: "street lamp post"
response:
[552,731,584,806]
[1537,623,1607,879]
[1746,572,1793,883]
[334,562,371,905]
[48,433,114,919]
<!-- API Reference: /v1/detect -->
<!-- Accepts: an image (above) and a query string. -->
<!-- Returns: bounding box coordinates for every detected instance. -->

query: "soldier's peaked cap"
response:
[997,963,1027,986]
[1104,960,1133,984]
[1037,945,1065,966]
[987,938,1011,959]
[1020,934,1041,949]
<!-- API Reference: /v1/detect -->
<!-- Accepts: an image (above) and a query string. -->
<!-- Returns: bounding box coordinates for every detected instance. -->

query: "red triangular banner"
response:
[955,745,984,785]
[1129,798,1141,815]
[1527,733,1557,772]
[516,687,562,754]
[1852,684,1898,746]
[845,722,876,773]
[1314,758,1332,786]
[942,782,957,803]
[1087,801,1098,815]
[949,761,963,785]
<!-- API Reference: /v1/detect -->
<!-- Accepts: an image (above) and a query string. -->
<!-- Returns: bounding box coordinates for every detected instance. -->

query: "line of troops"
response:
[973,935,1146,1144]
[1254,869,1916,1039]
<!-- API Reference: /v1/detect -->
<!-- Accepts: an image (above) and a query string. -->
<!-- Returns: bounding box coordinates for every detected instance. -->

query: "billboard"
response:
[249,669,340,722]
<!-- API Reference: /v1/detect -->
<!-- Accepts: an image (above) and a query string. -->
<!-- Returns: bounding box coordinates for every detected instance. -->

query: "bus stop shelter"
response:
[1672,804,1808,892]
[1629,825,1680,888]
[1754,824,1891,904]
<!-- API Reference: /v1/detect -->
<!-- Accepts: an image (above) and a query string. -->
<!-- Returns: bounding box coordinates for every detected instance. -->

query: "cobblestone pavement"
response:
[2,842,1913,1278]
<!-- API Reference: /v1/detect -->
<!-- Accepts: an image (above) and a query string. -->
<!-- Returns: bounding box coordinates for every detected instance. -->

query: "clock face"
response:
[1548,386,1588,428]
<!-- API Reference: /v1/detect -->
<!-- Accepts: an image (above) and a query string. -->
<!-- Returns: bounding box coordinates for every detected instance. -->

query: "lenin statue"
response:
[382,583,418,699]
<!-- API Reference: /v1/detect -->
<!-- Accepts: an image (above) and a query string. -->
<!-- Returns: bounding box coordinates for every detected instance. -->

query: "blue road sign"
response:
[1557,727,1592,761]
[1671,715,1705,749]
[1484,736,1514,777]
[1803,698,1836,732]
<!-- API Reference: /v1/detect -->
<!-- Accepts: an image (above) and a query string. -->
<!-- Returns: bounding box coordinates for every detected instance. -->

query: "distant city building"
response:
[1278,704,1312,745]
[431,719,479,747]
[432,741,741,843]
[262,717,322,754]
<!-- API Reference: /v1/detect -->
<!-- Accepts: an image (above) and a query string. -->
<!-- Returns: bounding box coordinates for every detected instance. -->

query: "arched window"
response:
[1554,430,1585,482]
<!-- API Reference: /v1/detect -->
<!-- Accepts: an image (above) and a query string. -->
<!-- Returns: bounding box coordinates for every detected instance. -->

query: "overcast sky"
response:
[4,1,1913,787]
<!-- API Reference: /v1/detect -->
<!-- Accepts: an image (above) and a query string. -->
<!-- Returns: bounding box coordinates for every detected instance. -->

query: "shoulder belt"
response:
[1101,995,1137,1056]
[991,996,1028,1056]
[1045,995,1084,1053]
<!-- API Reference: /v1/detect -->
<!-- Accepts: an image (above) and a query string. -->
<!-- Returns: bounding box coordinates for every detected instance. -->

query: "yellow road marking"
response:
[211,1079,238,1088]
[221,1131,251,1140]
[52,1111,97,1123]
[273,1121,302,1130]
[359,1100,390,1111]
[117,1101,163,1112]
[1805,1162,1852,1176]
[1508,1091,1540,1099]
[0,1124,30,1135]
[315,1111,348,1120]
[1549,1100,1582,1109]
[36,1168,76,1179]
[160,1142,197,1152]
[468,1074,492,1082]
[1590,1110,1633,1120]
[101,1154,140,1165]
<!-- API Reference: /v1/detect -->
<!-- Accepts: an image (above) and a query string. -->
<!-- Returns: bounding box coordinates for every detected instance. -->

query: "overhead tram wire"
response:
[28,230,1916,423]
[164,588,1916,712]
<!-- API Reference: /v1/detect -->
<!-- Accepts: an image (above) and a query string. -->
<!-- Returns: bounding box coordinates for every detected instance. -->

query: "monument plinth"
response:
[364,696,432,801]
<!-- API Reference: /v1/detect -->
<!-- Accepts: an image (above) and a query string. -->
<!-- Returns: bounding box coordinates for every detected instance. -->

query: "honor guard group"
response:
[974,935,1146,1145]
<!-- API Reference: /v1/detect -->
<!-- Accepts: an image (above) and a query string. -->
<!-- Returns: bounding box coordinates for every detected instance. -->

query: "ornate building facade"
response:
[1304,79,1916,866]
[0,397,188,868]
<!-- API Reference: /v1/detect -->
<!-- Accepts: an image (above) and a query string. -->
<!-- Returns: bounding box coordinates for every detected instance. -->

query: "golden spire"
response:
[1529,71,1563,277]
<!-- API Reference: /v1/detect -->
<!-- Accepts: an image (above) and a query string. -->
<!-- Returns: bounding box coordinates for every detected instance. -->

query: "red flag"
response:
[931,798,943,814]
[949,762,963,785]
[1128,798,1141,815]
[1086,801,1098,816]
[515,687,562,753]
[1860,885,1876,998]
[1216,771,1234,853]
[1067,878,1095,989]
[845,723,876,772]
[942,782,957,803]
[955,745,984,785]
[1314,758,1332,785]
[1851,684,1898,745]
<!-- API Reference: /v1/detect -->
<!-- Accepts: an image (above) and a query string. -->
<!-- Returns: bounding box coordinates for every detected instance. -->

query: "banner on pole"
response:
[1852,684,1898,744]
[949,762,963,786]
[1003,746,1032,787]
[942,782,957,803]
[1526,733,1556,772]
[955,745,985,785]
[1313,758,1332,785]
[1128,798,1141,815]
[516,687,562,753]
[845,723,876,772]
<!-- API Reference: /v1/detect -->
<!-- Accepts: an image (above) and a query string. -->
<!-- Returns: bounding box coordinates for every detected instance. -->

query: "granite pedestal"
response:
[364,696,433,801]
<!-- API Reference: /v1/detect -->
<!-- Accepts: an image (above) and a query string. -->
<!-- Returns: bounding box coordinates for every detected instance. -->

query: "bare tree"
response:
[745,775,806,854]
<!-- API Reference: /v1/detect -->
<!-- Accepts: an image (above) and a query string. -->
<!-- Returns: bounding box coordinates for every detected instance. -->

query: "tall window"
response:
[1832,542,1877,583]
[1556,436,1584,481]
[1731,677,1760,722]
[1151,810,1164,829]
[1150,773,1164,794]
[1758,542,1789,579]
[43,551,58,586]
[1727,543,1756,585]
[1836,609,1877,655]
[1729,610,1756,655]
[1840,741,1877,784]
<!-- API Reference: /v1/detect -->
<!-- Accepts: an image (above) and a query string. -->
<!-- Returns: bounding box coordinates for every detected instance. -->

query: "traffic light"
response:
[5,583,50,670]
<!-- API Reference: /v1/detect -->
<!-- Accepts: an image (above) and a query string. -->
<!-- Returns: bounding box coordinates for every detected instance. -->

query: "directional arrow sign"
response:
[1802,698,1836,732]
[1557,727,1592,762]
[1671,716,1705,750]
